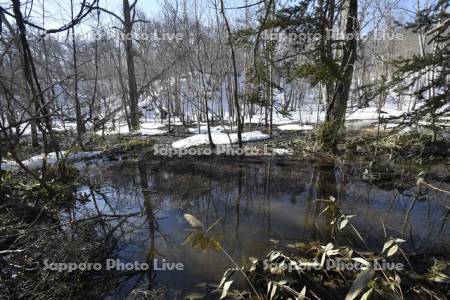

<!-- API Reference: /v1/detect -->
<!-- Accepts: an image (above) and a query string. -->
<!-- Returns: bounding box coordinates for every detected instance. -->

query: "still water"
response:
[72,156,450,298]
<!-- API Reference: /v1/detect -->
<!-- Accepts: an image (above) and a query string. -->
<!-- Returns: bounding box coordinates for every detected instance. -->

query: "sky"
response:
[0,0,420,38]
[1,0,161,36]
[1,0,247,38]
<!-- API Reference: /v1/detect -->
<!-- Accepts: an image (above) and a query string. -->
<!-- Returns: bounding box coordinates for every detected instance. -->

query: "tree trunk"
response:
[220,0,242,148]
[71,0,85,147]
[123,0,139,131]
[12,0,62,176]
[319,0,358,151]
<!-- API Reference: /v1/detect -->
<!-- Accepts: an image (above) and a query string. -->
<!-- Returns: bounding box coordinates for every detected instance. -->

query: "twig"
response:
[0,249,25,255]
[419,180,450,197]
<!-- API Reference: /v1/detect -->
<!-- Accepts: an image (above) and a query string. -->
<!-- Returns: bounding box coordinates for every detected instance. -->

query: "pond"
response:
[71,156,450,298]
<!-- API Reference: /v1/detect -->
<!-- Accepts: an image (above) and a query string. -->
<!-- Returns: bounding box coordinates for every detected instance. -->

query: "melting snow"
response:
[2,151,103,171]
[277,124,314,131]
[272,148,294,155]
[188,125,231,134]
[96,122,167,136]
[172,131,270,149]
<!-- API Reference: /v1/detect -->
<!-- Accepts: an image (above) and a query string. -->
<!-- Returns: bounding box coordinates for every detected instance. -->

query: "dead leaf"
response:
[387,244,399,257]
[340,218,349,230]
[382,239,395,253]
[298,286,306,300]
[220,280,233,299]
[184,214,204,229]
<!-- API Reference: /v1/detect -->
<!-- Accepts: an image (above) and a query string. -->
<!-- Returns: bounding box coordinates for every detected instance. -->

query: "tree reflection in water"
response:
[75,157,450,297]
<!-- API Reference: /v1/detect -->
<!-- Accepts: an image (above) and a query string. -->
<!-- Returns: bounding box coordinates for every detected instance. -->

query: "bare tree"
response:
[220,0,242,147]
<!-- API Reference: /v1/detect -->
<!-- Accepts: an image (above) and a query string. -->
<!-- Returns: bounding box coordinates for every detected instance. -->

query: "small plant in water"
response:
[183,214,262,299]
[192,197,450,300]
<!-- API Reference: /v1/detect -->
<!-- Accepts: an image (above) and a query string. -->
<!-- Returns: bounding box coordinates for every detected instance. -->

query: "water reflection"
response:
[75,157,450,298]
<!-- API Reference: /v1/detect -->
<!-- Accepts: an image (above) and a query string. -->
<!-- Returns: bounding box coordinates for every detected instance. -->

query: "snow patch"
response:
[3,151,103,171]
[172,131,270,149]
[188,125,231,134]
[96,122,167,136]
[1,160,18,170]
[277,124,314,131]
[272,148,294,155]
[346,107,404,121]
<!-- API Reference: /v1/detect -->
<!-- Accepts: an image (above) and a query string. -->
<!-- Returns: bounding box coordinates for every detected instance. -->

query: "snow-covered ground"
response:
[172,131,270,149]
[278,124,314,131]
[95,122,167,136]
[6,89,448,140]
[346,106,404,121]
[1,160,18,171]
[1,151,103,171]
[243,110,323,126]
[272,148,294,155]
[188,125,231,134]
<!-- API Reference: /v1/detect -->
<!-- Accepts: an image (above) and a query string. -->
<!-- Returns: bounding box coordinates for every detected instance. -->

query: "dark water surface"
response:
[72,156,450,298]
